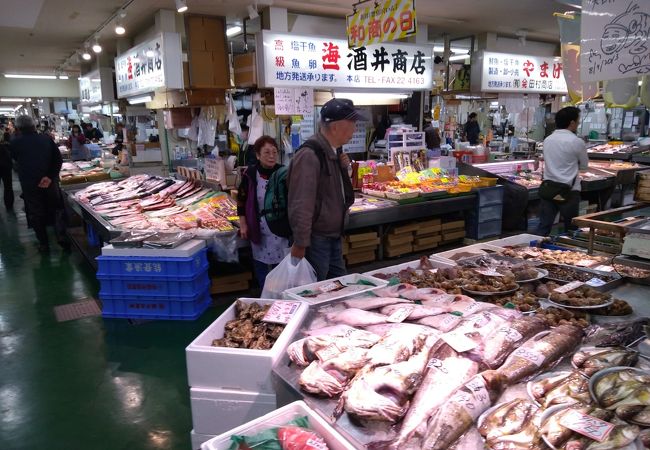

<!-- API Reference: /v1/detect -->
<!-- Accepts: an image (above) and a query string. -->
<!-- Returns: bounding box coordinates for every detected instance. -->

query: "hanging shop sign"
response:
[342,120,369,153]
[472,51,568,94]
[114,32,183,99]
[257,31,432,90]
[79,68,115,104]
[580,0,650,82]
[274,87,314,115]
[346,0,417,48]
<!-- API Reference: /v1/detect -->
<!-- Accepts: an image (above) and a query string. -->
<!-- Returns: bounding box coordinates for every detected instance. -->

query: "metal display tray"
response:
[539,263,624,292]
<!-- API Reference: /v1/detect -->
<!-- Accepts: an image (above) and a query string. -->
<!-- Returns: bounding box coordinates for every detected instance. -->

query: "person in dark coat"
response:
[236,136,289,289]
[83,122,103,141]
[0,130,14,211]
[464,112,481,145]
[10,115,69,253]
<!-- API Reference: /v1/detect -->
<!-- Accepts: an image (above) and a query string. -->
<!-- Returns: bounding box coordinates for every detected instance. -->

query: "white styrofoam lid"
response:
[101,239,206,257]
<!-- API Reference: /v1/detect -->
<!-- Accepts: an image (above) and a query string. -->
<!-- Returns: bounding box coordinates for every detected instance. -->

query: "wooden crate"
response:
[442,230,466,242]
[415,224,442,236]
[385,232,414,247]
[347,231,378,242]
[385,243,413,258]
[414,234,442,247]
[346,250,376,265]
[441,220,465,231]
[349,238,380,249]
[391,222,419,234]
[413,241,440,252]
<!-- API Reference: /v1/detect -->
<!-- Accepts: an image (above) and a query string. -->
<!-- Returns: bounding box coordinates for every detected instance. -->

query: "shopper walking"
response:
[536,106,588,236]
[0,131,14,211]
[10,116,69,253]
[67,125,88,161]
[237,136,289,289]
[464,112,481,145]
[287,98,362,281]
[83,122,103,141]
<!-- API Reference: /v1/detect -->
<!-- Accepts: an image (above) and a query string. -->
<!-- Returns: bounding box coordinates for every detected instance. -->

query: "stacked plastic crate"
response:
[96,240,211,320]
[466,185,505,240]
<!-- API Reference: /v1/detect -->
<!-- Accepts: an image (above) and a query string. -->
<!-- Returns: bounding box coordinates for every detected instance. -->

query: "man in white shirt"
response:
[537,106,588,236]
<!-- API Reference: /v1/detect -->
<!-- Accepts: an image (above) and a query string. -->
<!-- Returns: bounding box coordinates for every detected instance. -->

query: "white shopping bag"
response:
[261,254,317,299]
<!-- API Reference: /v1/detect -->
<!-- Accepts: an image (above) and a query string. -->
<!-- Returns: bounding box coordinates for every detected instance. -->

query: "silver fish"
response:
[366,327,433,367]
[343,296,413,311]
[478,398,540,449]
[325,308,389,327]
[416,313,464,332]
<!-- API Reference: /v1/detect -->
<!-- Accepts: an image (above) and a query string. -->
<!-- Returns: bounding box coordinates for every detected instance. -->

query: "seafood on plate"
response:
[572,346,639,376]
[592,368,650,410]
[529,371,592,408]
[478,398,541,450]
[540,404,614,449]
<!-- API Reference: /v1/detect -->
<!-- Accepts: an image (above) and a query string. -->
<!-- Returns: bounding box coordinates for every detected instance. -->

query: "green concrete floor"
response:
[0,188,227,450]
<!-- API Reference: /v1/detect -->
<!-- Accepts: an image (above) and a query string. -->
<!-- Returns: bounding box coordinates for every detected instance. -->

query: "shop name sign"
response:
[346,0,417,48]
[79,70,102,104]
[478,51,568,94]
[115,32,183,98]
[257,31,432,90]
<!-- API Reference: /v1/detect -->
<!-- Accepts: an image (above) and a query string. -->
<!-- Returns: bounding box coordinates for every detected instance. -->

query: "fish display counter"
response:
[265,240,650,450]
[587,142,649,162]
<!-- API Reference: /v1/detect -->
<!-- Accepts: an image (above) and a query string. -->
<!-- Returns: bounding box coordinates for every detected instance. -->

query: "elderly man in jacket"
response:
[287,98,365,280]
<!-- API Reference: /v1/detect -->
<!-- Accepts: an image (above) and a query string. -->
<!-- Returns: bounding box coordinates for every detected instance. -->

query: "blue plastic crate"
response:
[98,267,210,297]
[475,185,504,207]
[87,225,101,247]
[96,248,208,278]
[100,287,212,320]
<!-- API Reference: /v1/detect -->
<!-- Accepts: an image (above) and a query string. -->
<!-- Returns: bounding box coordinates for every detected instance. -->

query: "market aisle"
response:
[0,186,223,450]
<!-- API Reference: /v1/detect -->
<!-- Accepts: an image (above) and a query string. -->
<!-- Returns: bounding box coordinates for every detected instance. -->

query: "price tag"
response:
[319,282,342,293]
[559,409,615,442]
[316,343,341,362]
[512,347,546,367]
[594,265,615,273]
[427,357,449,373]
[554,281,584,294]
[498,326,523,343]
[463,301,482,315]
[586,277,607,287]
[575,259,594,267]
[474,268,504,277]
[305,437,328,450]
[387,306,414,323]
[453,375,491,420]
[262,301,302,324]
[442,330,478,353]
[440,313,463,329]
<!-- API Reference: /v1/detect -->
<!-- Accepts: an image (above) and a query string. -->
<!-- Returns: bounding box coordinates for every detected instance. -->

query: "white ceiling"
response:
[0,0,577,75]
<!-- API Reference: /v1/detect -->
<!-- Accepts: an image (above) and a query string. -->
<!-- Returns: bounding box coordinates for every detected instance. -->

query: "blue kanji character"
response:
[291,72,300,80]
[308,60,317,70]
[347,75,353,82]
[307,73,314,81]
[292,59,300,69]
[291,41,299,51]
[308,42,316,52]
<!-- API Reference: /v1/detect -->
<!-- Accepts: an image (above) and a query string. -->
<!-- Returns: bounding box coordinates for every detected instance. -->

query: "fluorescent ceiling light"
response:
[4,74,57,79]
[175,0,188,13]
[449,54,470,62]
[226,26,242,37]
[128,94,153,104]
[13,105,23,111]
[1,98,25,102]
[433,46,470,54]
[58,75,69,80]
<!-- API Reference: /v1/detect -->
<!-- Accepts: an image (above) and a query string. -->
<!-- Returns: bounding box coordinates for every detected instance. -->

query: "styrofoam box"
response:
[191,430,216,450]
[282,274,388,305]
[363,257,456,277]
[191,387,277,435]
[101,239,206,257]
[186,298,309,392]
[485,233,544,248]
[433,243,504,261]
[201,401,357,450]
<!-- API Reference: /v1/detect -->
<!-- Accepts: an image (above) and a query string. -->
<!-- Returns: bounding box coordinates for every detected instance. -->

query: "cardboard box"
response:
[346,251,376,265]
[385,244,413,258]
[442,230,466,241]
[415,224,442,236]
[442,220,465,231]
[211,280,249,294]
[347,231,377,242]
[391,222,419,235]
[350,238,380,249]
[234,53,257,87]
[385,233,414,246]
[414,235,442,246]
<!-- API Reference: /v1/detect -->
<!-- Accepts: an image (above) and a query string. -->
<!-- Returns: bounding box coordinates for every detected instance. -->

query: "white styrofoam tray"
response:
[363,257,456,277]
[433,242,504,261]
[201,401,356,450]
[186,298,309,392]
[191,387,277,436]
[485,233,544,248]
[191,430,216,450]
[101,239,205,257]
[282,273,388,305]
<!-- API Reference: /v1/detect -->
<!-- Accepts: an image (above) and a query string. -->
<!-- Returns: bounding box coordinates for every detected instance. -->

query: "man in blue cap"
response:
[287,98,367,280]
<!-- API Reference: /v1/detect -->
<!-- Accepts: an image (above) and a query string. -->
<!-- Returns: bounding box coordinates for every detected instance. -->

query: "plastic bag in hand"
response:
[261,254,317,299]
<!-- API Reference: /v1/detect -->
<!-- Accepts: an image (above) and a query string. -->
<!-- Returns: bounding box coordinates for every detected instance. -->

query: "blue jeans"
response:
[306,235,347,281]
[253,260,277,291]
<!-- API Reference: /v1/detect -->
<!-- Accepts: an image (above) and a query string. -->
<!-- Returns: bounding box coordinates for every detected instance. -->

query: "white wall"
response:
[0,78,80,98]
[288,14,347,39]
[493,36,558,57]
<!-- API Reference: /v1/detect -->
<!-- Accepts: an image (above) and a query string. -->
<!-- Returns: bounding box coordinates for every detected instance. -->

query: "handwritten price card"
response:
[263,301,302,324]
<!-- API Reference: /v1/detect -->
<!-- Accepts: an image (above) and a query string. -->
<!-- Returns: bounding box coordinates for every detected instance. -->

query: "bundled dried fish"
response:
[211,301,285,350]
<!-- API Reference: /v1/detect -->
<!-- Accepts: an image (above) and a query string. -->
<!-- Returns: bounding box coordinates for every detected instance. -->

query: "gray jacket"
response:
[287,133,354,248]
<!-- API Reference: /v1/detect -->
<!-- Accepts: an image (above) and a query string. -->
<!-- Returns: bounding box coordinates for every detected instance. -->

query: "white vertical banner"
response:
[580,0,650,82]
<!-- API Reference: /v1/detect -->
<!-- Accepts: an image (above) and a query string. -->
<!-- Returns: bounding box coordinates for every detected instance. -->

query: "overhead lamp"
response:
[433,46,470,54]
[449,54,469,62]
[1,98,25,102]
[128,94,153,104]
[175,0,188,13]
[81,46,92,61]
[4,73,57,79]
[115,11,126,35]
[92,38,102,53]
[226,26,242,37]
[247,4,259,20]
[59,75,69,80]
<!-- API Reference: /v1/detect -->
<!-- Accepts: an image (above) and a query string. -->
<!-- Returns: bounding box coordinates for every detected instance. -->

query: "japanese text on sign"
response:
[263,301,301,325]
[346,0,417,48]
[479,51,568,94]
[559,409,615,442]
[274,87,314,115]
[581,0,650,82]
[259,31,432,90]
